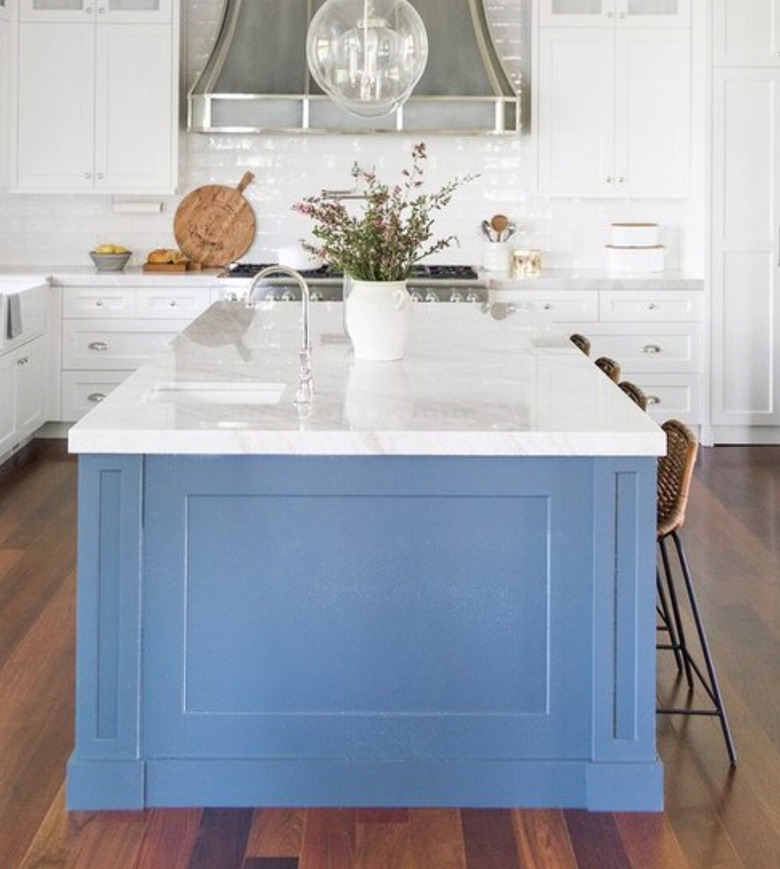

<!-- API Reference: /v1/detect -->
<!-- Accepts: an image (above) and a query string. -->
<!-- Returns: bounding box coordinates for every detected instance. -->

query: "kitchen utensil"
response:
[174,172,256,268]
[490,213,509,241]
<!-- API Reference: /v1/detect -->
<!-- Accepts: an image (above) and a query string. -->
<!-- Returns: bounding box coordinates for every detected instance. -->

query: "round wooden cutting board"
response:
[174,171,256,267]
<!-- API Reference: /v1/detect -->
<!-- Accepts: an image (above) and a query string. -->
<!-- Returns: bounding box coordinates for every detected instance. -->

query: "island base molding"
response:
[69,453,662,813]
[67,757,663,812]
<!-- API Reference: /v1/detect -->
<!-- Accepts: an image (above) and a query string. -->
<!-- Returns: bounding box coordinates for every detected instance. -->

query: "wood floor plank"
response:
[408,809,467,869]
[298,810,356,869]
[242,859,299,869]
[563,811,632,869]
[511,809,577,869]
[615,813,692,869]
[16,781,69,869]
[134,809,203,869]
[461,810,520,869]
[246,809,305,858]
[63,811,147,869]
[187,809,254,869]
[353,818,414,869]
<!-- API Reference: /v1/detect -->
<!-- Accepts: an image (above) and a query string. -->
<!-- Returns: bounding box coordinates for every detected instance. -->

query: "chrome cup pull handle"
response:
[88,340,108,352]
[641,344,661,354]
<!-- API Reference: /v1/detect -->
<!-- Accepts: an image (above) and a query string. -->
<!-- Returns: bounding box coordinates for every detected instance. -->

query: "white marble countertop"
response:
[68,300,665,457]
[0,264,703,291]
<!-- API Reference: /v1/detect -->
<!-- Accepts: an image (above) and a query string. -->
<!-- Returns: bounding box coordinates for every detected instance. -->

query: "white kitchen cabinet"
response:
[60,284,212,421]
[537,26,690,195]
[0,10,11,189]
[713,0,780,67]
[20,0,171,23]
[15,9,178,193]
[710,69,780,433]
[539,0,690,27]
[0,0,11,22]
[0,336,46,457]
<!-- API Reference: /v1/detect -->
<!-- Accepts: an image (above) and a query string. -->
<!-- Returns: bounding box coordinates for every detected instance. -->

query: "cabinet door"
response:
[711,70,780,427]
[20,0,93,22]
[539,0,614,27]
[16,339,45,439]
[619,0,690,27]
[98,0,172,23]
[0,17,11,188]
[0,352,16,456]
[537,28,615,194]
[0,0,11,22]
[94,24,175,193]
[713,0,780,67]
[17,23,95,190]
[615,28,690,195]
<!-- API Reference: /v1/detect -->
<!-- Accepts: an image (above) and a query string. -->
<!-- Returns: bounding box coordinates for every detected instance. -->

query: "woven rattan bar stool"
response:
[595,356,621,382]
[569,333,591,356]
[619,380,648,410]
[656,420,737,766]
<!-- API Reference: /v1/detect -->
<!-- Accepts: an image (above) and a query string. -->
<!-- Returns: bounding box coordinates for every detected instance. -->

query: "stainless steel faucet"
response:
[246,265,313,404]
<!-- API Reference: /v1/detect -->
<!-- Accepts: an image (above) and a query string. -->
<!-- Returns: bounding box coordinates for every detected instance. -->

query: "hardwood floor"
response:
[1,440,779,868]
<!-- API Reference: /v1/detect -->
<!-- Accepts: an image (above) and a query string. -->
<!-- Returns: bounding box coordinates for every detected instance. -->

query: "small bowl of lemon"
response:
[90,243,131,272]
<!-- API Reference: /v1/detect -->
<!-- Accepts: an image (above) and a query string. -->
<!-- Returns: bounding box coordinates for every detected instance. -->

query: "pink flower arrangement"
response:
[293,143,476,282]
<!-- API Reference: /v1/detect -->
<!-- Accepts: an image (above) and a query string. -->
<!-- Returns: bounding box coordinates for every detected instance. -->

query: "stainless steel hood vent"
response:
[188,0,520,135]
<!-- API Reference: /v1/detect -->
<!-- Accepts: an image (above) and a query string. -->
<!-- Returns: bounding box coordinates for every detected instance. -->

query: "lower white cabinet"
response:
[503,284,704,425]
[0,336,46,457]
[60,284,213,421]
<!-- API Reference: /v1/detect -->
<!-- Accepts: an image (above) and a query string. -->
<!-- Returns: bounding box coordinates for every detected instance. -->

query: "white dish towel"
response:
[7,294,22,339]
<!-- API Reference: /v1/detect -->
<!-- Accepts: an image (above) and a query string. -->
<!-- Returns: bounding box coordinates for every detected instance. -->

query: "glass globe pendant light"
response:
[306,0,428,118]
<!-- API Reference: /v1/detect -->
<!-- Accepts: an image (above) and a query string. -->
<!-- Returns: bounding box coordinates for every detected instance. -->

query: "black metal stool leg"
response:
[671,530,737,767]
[657,569,684,674]
[659,536,694,689]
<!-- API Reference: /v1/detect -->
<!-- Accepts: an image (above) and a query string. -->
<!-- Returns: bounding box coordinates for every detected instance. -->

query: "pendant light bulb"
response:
[307,0,428,118]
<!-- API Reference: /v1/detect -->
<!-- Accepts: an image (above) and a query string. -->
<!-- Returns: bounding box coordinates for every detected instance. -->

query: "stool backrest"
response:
[619,380,648,410]
[657,420,699,538]
[570,333,591,356]
[595,356,621,382]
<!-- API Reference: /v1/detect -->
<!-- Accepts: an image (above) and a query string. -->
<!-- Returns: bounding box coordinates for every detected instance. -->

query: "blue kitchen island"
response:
[67,300,665,812]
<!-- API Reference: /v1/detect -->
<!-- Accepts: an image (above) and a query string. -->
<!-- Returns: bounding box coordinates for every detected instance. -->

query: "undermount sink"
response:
[152,381,286,405]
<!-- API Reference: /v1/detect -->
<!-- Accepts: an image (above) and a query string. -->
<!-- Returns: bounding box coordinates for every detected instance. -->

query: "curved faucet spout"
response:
[246,265,313,404]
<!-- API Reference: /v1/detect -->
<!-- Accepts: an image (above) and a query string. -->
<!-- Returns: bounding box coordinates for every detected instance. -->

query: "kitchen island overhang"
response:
[67,301,665,812]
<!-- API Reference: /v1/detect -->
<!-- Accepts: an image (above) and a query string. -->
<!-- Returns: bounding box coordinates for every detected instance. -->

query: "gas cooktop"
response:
[221,263,480,282]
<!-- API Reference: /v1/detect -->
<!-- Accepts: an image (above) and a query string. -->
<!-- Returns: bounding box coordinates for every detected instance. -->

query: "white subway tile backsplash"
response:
[0,0,699,273]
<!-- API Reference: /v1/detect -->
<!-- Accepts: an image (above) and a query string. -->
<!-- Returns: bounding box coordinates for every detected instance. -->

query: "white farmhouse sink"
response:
[152,381,286,405]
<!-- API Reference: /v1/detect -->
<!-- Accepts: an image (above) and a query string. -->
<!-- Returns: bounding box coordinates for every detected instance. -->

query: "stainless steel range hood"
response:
[188,0,520,134]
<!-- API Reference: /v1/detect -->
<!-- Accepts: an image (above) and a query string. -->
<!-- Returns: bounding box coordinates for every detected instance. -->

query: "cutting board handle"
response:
[236,171,255,193]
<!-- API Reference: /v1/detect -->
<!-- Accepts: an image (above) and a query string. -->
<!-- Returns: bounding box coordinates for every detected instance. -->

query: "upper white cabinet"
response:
[20,0,171,23]
[537,25,690,196]
[14,0,178,193]
[0,0,11,21]
[713,0,780,67]
[539,0,690,27]
[0,5,11,188]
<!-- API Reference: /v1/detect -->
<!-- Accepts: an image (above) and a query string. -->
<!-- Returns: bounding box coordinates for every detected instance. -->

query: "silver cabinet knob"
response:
[95,299,103,307]
[424,291,439,303]
[641,344,661,354]
[617,176,625,184]
[84,172,92,179]
[310,290,324,302]
[646,395,661,405]
[449,291,464,303]
[543,303,553,310]
[85,5,93,12]
[466,292,480,303]
[168,300,177,307]
[605,176,613,183]
[96,173,104,180]
[647,302,657,310]
[409,291,423,302]
[280,290,296,301]
[88,341,108,351]
[87,392,106,403]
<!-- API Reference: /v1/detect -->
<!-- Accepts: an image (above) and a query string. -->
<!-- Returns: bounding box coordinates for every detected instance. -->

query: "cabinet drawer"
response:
[588,325,701,373]
[63,288,136,318]
[60,371,127,421]
[135,288,212,320]
[622,373,702,424]
[599,290,704,322]
[62,319,190,369]
[491,289,599,321]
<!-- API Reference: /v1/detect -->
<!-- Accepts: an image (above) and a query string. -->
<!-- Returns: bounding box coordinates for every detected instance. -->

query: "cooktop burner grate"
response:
[222,263,479,281]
